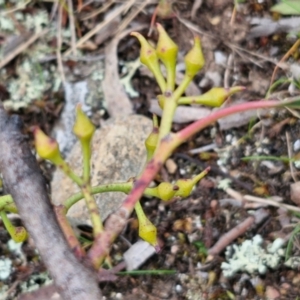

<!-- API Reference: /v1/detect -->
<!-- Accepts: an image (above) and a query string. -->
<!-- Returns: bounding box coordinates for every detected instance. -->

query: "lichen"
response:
[4,58,56,110]
[0,258,12,281]
[221,235,285,278]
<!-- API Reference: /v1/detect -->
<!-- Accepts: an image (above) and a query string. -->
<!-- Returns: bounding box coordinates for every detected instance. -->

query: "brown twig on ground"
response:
[286,130,298,182]
[270,38,300,87]
[63,2,130,57]
[56,3,66,83]
[208,208,269,257]
[0,29,48,69]
[225,186,300,213]
[67,0,77,56]
[0,104,101,300]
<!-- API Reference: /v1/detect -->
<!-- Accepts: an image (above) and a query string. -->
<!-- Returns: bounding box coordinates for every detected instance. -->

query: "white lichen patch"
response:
[19,272,53,294]
[0,257,12,281]
[120,58,141,98]
[0,5,48,34]
[4,58,56,110]
[221,235,285,277]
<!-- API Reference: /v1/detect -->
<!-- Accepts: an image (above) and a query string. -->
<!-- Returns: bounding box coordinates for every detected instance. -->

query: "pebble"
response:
[294,140,300,152]
[290,181,300,206]
[165,158,177,174]
[265,286,280,300]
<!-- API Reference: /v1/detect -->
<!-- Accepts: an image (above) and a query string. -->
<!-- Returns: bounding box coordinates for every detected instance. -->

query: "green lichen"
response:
[4,58,57,110]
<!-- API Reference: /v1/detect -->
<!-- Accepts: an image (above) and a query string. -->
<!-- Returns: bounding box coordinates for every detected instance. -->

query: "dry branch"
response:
[0,104,101,300]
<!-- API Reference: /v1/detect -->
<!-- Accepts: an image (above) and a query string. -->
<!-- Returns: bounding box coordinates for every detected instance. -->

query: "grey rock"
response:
[51,114,152,225]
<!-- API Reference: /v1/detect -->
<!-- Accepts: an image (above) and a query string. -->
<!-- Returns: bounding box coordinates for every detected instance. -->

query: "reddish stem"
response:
[54,205,86,260]
[88,100,281,268]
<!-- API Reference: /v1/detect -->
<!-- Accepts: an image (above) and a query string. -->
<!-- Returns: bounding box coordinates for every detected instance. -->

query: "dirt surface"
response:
[1,1,300,299]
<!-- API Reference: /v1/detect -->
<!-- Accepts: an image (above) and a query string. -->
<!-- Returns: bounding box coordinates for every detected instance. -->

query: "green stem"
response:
[178,96,221,107]
[154,67,167,93]
[81,139,92,183]
[173,75,192,101]
[81,184,103,235]
[157,74,193,140]
[134,200,146,221]
[165,62,176,92]
[158,94,177,140]
[64,182,159,212]
[56,157,83,186]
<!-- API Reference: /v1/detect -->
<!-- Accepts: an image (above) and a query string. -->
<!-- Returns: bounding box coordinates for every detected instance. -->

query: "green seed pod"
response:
[139,217,158,248]
[174,179,193,198]
[179,86,246,107]
[184,36,205,78]
[156,23,178,91]
[0,211,28,243]
[156,23,178,64]
[157,182,176,201]
[12,227,28,243]
[34,127,63,165]
[145,118,159,161]
[73,105,95,141]
[131,32,166,92]
[174,168,210,198]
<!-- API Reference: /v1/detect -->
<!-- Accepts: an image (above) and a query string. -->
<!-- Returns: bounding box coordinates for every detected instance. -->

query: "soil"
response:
[1,0,300,299]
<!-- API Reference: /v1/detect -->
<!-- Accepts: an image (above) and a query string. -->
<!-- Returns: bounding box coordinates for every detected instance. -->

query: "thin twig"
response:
[0,29,48,69]
[116,0,151,35]
[80,0,114,21]
[63,2,130,57]
[208,208,269,257]
[224,186,300,213]
[223,53,234,89]
[286,130,298,182]
[57,3,66,83]
[270,38,300,87]
[0,0,31,16]
[67,0,77,56]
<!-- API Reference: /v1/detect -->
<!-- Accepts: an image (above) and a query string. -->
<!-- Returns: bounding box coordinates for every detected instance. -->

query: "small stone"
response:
[171,245,179,254]
[294,140,300,152]
[51,115,152,225]
[290,182,300,206]
[165,158,177,174]
[265,286,280,300]
[175,284,183,293]
[123,240,156,271]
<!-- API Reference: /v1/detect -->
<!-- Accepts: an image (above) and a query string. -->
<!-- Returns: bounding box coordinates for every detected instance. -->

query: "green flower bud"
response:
[157,182,176,201]
[174,168,210,198]
[131,32,166,92]
[73,105,95,141]
[0,211,27,243]
[156,23,178,90]
[156,23,178,63]
[139,217,158,248]
[178,86,246,107]
[145,118,159,161]
[34,127,63,165]
[12,226,28,243]
[135,202,159,249]
[174,179,193,198]
[184,36,205,78]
